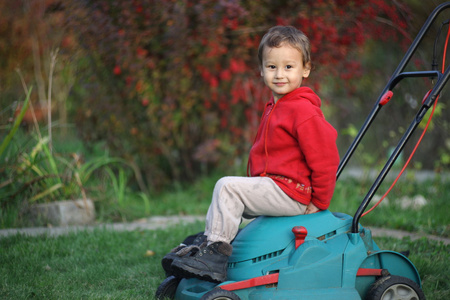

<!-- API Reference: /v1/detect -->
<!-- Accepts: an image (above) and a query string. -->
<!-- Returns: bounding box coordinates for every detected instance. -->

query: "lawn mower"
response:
[155,2,450,299]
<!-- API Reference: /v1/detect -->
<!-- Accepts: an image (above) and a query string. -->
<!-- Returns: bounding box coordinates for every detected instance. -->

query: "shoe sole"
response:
[161,257,174,276]
[171,260,225,283]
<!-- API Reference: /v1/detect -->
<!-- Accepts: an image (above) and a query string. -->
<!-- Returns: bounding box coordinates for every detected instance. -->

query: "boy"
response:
[166,25,340,283]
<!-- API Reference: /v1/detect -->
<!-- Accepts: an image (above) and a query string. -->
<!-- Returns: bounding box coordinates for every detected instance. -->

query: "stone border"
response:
[0,216,204,238]
[0,215,448,245]
[369,227,450,245]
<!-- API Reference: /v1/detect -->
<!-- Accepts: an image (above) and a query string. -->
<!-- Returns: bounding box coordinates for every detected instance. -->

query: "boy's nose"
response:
[275,69,284,78]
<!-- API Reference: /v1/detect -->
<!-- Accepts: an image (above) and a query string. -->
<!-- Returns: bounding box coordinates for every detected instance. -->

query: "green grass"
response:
[0,222,205,299]
[93,172,450,238]
[92,171,222,224]
[0,223,448,299]
[128,174,450,238]
[4,167,448,239]
[374,236,449,300]
[330,176,449,237]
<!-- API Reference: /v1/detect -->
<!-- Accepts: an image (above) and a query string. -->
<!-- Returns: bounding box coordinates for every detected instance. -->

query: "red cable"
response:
[362,25,449,217]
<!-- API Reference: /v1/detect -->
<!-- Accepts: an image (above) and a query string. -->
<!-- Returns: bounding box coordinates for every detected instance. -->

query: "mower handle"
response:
[352,65,450,233]
[387,71,441,91]
[337,1,450,180]
[336,2,450,233]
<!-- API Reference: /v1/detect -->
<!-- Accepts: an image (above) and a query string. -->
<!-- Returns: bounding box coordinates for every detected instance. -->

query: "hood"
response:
[276,86,322,108]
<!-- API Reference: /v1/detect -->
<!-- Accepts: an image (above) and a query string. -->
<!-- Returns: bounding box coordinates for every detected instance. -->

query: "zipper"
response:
[261,99,280,176]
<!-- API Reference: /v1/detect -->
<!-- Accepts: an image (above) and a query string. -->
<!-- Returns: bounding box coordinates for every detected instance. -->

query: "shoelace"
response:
[175,245,202,257]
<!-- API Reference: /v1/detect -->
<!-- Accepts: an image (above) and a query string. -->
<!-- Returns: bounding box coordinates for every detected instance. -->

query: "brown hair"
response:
[258,26,311,68]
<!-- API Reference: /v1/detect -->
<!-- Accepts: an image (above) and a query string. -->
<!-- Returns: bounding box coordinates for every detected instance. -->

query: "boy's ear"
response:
[303,62,312,78]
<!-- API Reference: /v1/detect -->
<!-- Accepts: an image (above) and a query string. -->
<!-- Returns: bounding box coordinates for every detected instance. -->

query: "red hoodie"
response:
[248,87,339,210]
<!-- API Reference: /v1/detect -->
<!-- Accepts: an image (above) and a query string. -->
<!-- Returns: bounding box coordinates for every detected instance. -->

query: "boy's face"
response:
[260,43,311,102]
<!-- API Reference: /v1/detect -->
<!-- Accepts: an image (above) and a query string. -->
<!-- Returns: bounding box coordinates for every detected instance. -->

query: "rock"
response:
[28,199,95,226]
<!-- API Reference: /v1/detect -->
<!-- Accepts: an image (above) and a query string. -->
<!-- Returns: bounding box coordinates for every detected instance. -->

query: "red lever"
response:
[379,91,393,106]
[422,89,432,105]
[292,226,308,249]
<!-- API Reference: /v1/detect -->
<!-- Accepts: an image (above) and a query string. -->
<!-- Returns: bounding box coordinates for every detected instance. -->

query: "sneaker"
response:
[161,234,207,276]
[170,242,233,283]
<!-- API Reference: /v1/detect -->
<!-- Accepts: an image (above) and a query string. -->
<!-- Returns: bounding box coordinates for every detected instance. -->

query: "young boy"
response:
[166,25,340,283]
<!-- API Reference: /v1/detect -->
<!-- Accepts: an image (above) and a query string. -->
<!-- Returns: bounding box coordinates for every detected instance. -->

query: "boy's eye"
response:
[286,65,293,69]
[268,65,276,69]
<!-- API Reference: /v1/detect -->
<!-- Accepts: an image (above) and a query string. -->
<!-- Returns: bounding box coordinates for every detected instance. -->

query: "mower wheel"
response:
[155,276,181,300]
[366,275,425,300]
[200,288,241,300]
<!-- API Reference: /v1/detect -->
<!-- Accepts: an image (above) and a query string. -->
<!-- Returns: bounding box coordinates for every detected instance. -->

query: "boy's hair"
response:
[258,26,311,68]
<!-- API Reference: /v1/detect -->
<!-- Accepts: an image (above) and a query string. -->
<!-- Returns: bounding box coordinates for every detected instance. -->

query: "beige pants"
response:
[205,176,307,244]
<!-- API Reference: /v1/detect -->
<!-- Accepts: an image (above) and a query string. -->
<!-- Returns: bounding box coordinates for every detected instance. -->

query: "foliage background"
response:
[1,0,449,196]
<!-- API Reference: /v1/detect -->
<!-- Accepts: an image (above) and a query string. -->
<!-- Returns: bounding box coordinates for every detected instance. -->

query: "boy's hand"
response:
[305,202,320,214]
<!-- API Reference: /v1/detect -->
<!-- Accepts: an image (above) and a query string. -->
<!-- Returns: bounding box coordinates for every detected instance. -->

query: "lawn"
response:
[0,223,204,299]
[0,222,449,300]
[1,164,449,299]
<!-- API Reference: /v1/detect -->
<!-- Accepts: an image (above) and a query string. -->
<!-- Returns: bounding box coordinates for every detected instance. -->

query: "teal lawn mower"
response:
[156,3,450,299]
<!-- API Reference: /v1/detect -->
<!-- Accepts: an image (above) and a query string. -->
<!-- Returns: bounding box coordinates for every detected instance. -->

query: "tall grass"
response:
[0,88,32,157]
[0,90,144,228]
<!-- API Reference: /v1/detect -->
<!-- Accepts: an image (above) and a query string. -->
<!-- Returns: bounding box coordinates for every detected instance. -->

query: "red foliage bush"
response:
[67,0,410,189]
